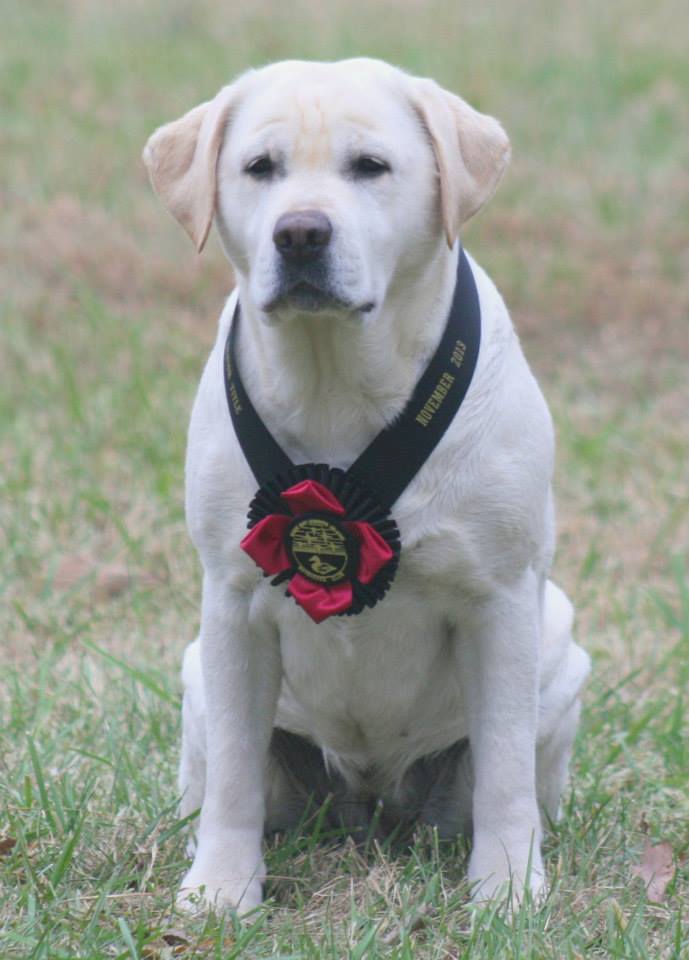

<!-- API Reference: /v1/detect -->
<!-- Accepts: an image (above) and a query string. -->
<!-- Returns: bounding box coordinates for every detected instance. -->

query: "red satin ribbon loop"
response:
[240,514,291,575]
[288,574,353,623]
[281,479,346,516]
[348,521,395,584]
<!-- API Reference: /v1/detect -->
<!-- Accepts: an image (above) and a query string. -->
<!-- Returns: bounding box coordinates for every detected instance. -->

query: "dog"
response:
[143,58,590,912]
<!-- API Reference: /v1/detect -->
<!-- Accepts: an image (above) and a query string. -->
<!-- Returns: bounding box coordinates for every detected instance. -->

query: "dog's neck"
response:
[235,243,458,468]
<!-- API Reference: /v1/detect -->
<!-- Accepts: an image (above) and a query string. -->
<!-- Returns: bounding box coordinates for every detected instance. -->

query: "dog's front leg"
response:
[457,571,544,904]
[178,574,280,913]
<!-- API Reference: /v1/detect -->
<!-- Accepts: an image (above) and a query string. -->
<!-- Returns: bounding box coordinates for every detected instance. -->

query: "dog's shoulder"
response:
[184,291,258,574]
[396,255,555,590]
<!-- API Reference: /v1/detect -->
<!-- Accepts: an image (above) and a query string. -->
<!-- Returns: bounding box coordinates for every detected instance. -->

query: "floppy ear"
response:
[410,78,511,248]
[142,85,236,252]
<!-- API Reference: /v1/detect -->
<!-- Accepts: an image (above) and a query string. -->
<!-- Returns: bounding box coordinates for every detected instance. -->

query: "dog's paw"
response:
[178,826,266,914]
[469,869,546,908]
[177,870,263,915]
[468,844,546,908]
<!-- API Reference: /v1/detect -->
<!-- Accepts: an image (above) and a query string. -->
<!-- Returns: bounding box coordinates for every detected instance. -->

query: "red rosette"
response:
[240,465,400,622]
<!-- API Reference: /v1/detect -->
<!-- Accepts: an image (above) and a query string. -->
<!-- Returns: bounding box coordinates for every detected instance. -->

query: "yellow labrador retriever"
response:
[144,58,590,912]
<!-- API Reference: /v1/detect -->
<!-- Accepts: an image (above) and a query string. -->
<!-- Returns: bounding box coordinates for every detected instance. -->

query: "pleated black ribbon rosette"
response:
[240,466,399,623]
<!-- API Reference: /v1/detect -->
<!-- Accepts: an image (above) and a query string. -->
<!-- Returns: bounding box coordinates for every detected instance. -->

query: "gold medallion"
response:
[287,517,350,584]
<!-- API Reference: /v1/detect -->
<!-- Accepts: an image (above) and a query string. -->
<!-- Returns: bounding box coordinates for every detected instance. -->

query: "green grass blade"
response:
[82,639,177,704]
[27,736,57,835]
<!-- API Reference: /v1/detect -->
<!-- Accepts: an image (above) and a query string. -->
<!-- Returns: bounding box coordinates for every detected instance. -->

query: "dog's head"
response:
[143,59,509,324]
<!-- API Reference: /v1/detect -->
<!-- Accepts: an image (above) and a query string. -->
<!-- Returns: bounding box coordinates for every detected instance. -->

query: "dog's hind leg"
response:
[412,739,474,839]
[179,638,206,818]
[536,581,590,822]
[266,728,372,837]
[178,638,207,854]
[264,728,331,833]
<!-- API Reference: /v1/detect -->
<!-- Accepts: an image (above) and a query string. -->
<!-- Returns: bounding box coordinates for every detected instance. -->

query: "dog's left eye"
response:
[245,155,275,178]
[352,155,391,178]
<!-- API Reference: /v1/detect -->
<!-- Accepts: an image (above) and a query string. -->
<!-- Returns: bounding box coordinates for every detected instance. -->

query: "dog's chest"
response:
[268,563,469,773]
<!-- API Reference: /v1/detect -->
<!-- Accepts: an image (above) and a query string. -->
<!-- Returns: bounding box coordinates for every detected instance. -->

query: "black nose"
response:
[273,210,332,262]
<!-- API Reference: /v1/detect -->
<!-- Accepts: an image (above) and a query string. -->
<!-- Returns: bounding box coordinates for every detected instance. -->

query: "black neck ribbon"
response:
[224,248,481,622]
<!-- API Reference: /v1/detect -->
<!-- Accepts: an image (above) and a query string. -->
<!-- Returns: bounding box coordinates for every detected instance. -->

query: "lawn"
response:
[1,1,688,957]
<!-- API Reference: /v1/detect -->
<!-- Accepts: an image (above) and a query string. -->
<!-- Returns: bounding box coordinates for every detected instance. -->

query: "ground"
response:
[1,1,688,957]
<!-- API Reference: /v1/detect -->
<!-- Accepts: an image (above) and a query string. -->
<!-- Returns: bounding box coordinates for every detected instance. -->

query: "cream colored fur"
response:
[144,58,590,913]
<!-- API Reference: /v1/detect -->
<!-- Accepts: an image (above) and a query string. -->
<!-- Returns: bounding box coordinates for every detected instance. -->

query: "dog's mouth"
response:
[264,281,375,317]
[264,281,349,314]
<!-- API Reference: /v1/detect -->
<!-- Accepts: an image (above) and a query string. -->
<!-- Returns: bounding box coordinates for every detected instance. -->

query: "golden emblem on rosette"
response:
[287,517,351,584]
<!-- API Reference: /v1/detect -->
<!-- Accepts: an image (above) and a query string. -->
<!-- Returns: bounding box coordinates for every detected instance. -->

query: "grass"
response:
[1,0,688,956]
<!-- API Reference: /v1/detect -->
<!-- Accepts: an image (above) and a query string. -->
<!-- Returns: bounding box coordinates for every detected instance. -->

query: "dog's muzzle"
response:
[266,209,346,313]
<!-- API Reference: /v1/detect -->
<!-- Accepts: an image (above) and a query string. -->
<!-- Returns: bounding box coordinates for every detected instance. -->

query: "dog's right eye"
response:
[244,155,274,178]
